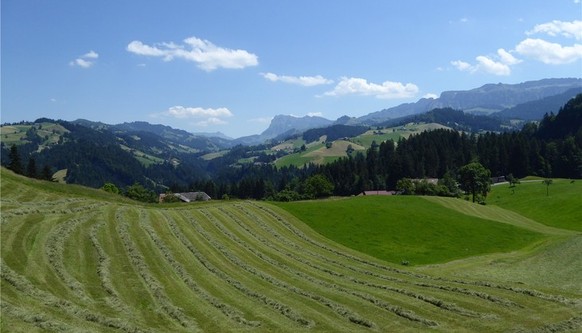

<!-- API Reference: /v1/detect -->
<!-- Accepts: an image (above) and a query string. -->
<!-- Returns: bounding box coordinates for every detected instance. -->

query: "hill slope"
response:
[2,168,581,332]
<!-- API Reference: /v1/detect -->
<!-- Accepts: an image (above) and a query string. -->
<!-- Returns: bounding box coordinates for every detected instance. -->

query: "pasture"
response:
[274,196,546,265]
[1,169,581,332]
[273,123,452,168]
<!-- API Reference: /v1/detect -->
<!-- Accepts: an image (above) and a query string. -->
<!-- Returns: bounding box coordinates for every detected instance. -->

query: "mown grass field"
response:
[488,179,582,231]
[273,196,545,265]
[1,168,581,332]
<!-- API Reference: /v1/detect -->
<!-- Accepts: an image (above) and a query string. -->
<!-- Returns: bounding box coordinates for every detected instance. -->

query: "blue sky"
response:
[2,1,581,138]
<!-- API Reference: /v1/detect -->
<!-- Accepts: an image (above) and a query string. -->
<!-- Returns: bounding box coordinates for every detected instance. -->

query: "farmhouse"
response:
[159,191,211,203]
[359,190,397,196]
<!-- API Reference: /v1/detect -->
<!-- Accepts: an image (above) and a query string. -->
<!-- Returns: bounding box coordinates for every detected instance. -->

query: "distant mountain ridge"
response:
[358,78,582,124]
[50,78,582,144]
[233,115,334,145]
[74,119,233,150]
[492,87,582,120]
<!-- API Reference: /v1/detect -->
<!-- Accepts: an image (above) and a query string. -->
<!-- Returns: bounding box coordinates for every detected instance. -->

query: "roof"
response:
[360,190,396,196]
[176,192,211,202]
[159,191,212,203]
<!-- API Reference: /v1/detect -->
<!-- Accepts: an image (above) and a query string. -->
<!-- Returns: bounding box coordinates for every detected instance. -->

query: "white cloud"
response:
[260,72,333,86]
[450,19,580,75]
[515,38,582,64]
[83,50,99,59]
[127,37,258,71]
[497,48,522,65]
[164,106,233,119]
[423,93,438,99]
[323,77,419,99]
[527,20,582,40]
[307,112,324,117]
[451,60,474,72]
[475,56,511,75]
[156,106,233,127]
[575,0,580,4]
[451,49,520,76]
[70,50,99,68]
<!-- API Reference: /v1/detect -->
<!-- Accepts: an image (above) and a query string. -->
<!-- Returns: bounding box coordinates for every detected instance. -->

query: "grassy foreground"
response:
[1,169,581,332]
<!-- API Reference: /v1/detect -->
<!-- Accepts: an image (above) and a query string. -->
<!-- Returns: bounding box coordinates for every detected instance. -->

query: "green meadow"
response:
[2,168,581,332]
[273,196,545,265]
[488,179,582,231]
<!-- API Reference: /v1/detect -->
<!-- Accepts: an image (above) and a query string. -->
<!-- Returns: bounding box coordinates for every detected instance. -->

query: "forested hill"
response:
[380,108,506,132]
[314,94,582,196]
[302,125,369,143]
[0,119,210,190]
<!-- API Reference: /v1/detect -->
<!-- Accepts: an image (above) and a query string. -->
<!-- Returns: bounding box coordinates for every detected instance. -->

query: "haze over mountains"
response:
[358,78,581,124]
[232,78,581,145]
[5,78,580,149]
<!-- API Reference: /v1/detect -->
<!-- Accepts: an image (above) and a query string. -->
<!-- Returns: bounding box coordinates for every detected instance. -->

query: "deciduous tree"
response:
[458,162,491,203]
[304,174,334,199]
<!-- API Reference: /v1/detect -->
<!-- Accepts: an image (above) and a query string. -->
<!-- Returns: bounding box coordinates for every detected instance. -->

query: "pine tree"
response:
[27,157,37,178]
[8,145,23,174]
[41,165,53,181]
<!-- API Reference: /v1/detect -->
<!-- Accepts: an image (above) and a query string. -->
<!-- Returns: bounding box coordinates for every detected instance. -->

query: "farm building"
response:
[359,190,397,196]
[159,191,211,203]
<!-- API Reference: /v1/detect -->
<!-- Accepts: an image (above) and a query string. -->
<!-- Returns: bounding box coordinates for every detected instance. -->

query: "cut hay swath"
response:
[1,169,581,332]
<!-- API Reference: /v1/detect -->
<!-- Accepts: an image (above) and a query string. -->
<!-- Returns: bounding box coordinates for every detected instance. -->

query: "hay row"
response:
[233,204,525,311]
[247,202,566,302]
[165,213,313,328]
[1,300,80,332]
[191,210,375,329]
[114,210,198,330]
[2,202,106,219]
[88,220,133,314]
[211,207,442,326]
[518,315,582,333]
[1,259,149,333]
[140,210,261,328]
[44,214,94,302]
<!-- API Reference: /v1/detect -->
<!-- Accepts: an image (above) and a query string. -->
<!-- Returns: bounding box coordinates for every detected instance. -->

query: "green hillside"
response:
[273,123,451,168]
[1,168,581,332]
[274,196,545,265]
[488,179,582,231]
[0,122,69,147]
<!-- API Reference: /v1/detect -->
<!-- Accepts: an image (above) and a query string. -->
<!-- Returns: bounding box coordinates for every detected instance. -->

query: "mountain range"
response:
[233,78,580,142]
[100,78,582,144]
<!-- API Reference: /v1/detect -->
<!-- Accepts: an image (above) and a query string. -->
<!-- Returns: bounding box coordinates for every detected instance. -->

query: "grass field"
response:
[273,196,546,265]
[488,179,582,231]
[0,123,69,147]
[1,168,581,332]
